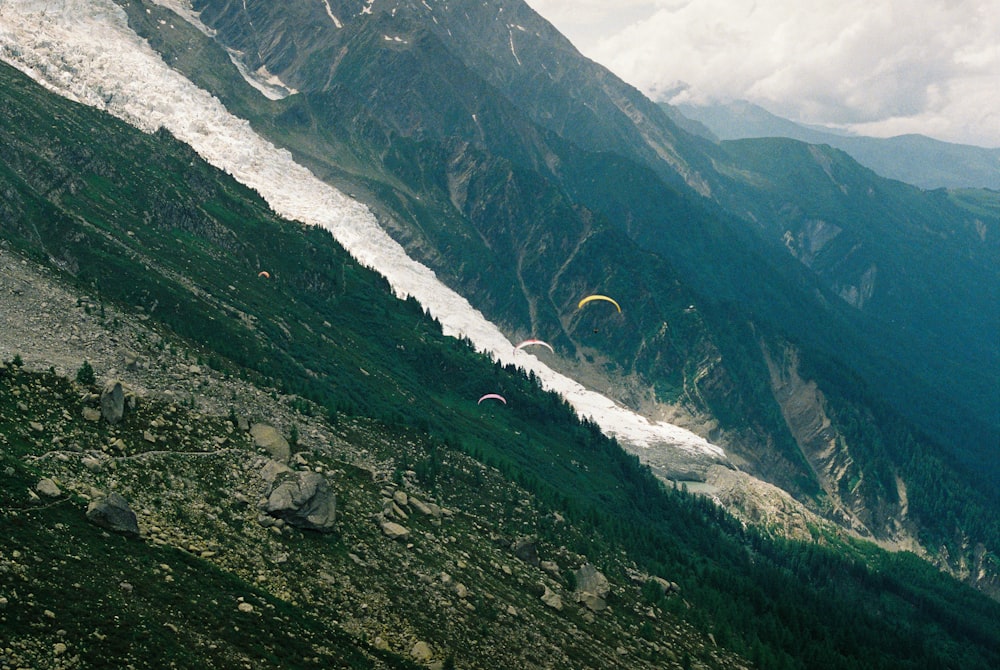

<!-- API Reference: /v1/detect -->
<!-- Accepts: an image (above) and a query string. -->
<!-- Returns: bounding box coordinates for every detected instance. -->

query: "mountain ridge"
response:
[675,99,1000,190]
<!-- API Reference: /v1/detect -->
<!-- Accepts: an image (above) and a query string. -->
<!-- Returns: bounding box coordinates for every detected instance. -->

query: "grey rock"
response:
[574,563,610,598]
[410,641,433,662]
[100,381,125,425]
[260,459,292,484]
[512,536,539,566]
[392,490,408,507]
[649,576,680,596]
[577,593,608,612]
[573,563,611,612]
[81,407,101,422]
[36,478,61,498]
[262,470,336,532]
[81,456,103,473]
[250,423,290,462]
[540,560,561,577]
[380,520,410,541]
[409,497,441,517]
[86,492,140,537]
[540,585,563,611]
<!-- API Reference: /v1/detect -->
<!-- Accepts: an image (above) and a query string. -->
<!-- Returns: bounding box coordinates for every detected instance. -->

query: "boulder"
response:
[86,492,140,537]
[409,497,441,517]
[410,641,433,662]
[573,563,611,612]
[100,381,125,425]
[36,478,62,498]
[262,471,336,532]
[380,520,411,541]
[650,576,680,596]
[540,585,563,611]
[250,423,290,462]
[511,536,539,566]
[260,459,292,484]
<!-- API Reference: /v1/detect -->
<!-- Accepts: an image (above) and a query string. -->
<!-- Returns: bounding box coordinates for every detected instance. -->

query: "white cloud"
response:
[528,0,1000,147]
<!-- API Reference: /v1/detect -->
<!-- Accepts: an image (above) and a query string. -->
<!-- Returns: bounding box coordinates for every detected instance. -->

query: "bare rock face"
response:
[100,381,125,425]
[262,470,336,532]
[86,492,140,537]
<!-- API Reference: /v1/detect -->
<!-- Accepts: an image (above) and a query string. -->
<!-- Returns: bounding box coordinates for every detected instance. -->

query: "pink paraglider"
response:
[477,393,507,405]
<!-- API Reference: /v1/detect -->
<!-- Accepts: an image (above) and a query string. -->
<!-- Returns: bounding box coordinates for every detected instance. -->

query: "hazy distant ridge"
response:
[675,100,1000,190]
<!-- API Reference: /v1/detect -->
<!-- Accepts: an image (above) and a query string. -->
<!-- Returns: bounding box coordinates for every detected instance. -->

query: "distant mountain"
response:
[674,100,1000,190]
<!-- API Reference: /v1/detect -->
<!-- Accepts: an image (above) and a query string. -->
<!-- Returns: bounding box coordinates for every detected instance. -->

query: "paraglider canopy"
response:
[578,294,621,312]
[258,271,271,279]
[514,339,554,354]
[478,393,507,405]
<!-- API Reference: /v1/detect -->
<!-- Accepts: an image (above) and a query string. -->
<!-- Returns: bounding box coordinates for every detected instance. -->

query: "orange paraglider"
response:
[258,271,271,279]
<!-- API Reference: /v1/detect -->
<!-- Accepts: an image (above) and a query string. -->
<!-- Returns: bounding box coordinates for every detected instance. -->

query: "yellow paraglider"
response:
[577,294,621,313]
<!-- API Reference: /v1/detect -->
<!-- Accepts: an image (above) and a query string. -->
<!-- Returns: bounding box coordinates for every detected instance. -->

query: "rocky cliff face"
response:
[762,343,893,537]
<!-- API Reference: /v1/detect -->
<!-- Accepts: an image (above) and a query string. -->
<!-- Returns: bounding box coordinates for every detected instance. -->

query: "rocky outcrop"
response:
[762,342,895,537]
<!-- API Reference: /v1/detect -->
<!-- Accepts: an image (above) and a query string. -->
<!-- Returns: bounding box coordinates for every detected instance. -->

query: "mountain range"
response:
[673,99,1000,190]
[0,0,998,667]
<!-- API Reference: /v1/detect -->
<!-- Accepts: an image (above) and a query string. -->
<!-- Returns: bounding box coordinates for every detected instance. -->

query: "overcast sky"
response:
[525,0,1000,148]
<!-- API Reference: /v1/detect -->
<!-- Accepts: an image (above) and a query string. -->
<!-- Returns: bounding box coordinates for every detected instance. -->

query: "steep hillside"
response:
[3,56,1000,669]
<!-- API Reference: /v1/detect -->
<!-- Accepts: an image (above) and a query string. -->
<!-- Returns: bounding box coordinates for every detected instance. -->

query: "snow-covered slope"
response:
[0,0,726,464]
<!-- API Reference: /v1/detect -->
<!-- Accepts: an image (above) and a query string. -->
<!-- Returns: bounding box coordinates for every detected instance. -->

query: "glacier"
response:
[0,0,726,462]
